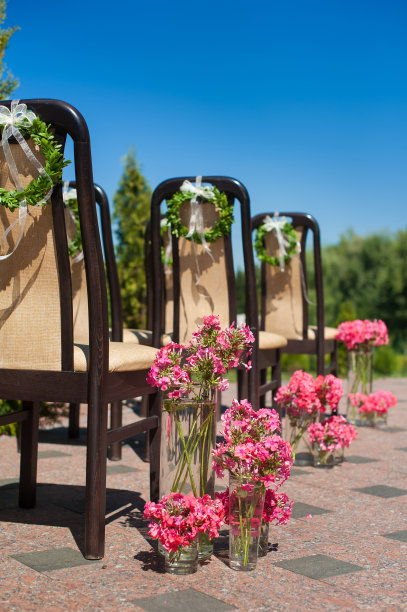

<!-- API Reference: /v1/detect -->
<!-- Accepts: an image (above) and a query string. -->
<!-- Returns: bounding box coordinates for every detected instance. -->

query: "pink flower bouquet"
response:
[144,492,224,571]
[212,399,293,487]
[307,415,357,466]
[348,390,396,426]
[275,371,344,454]
[335,319,389,352]
[147,314,254,403]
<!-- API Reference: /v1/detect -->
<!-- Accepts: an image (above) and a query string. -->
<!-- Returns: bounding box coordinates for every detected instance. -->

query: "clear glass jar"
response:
[258,521,269,557]
[164,539,198,575]
[228,475,265,571]
[346,349,373,424]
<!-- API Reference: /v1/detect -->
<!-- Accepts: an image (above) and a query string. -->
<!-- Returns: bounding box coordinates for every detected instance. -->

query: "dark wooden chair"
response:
[150,176,287,409]
[251,212,338,381]
[0,99,160,559]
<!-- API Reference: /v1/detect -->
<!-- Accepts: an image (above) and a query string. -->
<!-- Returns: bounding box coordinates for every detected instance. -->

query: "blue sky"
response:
[4,0,407,267]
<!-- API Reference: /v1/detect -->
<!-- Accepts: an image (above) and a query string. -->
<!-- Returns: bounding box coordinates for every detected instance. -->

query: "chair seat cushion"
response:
[307,326,337,341]
[259,331,288,350]
[74,342,158,372]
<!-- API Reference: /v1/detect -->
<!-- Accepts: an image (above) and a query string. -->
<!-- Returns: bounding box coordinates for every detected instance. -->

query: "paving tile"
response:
[133,588,236,612]
[11,547,99,572]
[344,455,379,464]
[38,450,71,459]
[382,529,407,543]
[352,485,407,498]
[395,447,407,452]
[291,502,332,519]
[106,463,139,475]
[290,467,312,476]
[379,427,407,433]
[274,553,364,580]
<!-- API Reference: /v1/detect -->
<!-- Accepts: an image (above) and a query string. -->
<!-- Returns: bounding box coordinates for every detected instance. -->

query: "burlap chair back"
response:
[0,141,62,370]
[263,227,304,340]
[71,258,89,343]
[162,225,174,335]
[177,200,229,343]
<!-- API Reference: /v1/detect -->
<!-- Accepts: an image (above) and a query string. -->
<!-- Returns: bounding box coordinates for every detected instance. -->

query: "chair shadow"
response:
[0,482,147,558]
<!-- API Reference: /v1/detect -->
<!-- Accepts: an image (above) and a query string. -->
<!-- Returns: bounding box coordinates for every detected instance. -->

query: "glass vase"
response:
[311,443,335,468]
[228,475,265,571]
[258,521,269,557]
[284,411,317,466]
[346,349,373,425]
[159,387,217,559]
[334,446,345,464]
[164,540,198,575]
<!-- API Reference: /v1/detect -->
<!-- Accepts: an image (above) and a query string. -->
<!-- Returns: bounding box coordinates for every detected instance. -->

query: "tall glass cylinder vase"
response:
[228,475,265,571]
[346,350,373,425]
[284,412,317,466]
[159,387,217,559]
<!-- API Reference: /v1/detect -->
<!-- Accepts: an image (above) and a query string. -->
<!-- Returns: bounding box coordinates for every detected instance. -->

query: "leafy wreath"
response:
[0,112,69,211]
[254,217,299,267]
[165,185,234,244]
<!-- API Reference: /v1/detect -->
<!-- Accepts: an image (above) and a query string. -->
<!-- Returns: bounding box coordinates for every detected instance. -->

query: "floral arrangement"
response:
[212,399,292,569]
[335,319,389,352]
[275,370,344,455]
[144,492,224,561]
[147,315,254,403]
[0,101,69,211]
[254,213,299,269]
[349,390,397,416]
[212,398,293,487]
[307,415,358,452]
[165,177,234,244]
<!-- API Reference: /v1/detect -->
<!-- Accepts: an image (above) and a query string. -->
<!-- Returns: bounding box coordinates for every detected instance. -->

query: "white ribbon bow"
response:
[0,100,54,261]
[180,176,215,256]
[262,212,299,272]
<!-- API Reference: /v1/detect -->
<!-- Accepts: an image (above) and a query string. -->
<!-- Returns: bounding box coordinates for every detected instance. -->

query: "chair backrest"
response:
[69,183,123,344]
[251,212,325,340]
[150,176,259,404]
[0,99,109,375]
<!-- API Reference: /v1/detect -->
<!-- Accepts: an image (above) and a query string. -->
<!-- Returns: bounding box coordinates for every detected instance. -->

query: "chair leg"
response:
[68,403,80,438]
[259,368,267,408]
[140,396,151,462]
[108,401,122,461]
[149,392,161,503]
[85,397,108,560]
[19,401,40,509]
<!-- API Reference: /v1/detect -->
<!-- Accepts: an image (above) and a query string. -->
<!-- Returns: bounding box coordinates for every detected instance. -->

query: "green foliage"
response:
[0,398,20,436]
[165,186,233,244]
[0,0,18,99]
[113,148,151,329]
[0,117,70,210]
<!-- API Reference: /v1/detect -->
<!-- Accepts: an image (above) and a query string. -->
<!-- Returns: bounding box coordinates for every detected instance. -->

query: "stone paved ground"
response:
[0,378,406,611]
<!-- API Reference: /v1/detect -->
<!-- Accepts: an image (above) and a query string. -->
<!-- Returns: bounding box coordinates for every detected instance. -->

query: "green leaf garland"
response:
[0,116,70,211]
[165,186,233,244]
[254,219,299,267]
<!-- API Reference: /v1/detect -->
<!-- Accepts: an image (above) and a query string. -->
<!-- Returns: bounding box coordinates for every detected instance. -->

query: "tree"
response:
[113,148,151,329]
[0,0,19,98]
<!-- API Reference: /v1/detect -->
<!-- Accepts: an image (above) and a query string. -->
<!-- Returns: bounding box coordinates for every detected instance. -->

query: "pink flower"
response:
[307,415,358,450]
[336,319,389,351]
[349,390,396,415]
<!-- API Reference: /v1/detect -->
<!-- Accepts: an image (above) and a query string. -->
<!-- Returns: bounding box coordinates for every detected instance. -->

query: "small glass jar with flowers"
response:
[335,319,389,424]
[348,390,396,427]
[212,399,293,571]
[144,492,224,574]
[307,415,358,467]
[275,371,343,465]
[147,315,254,559]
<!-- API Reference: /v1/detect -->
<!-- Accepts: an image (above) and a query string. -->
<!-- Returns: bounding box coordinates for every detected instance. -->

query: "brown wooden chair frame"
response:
[0,99,160,560]
[251,211,338,378]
